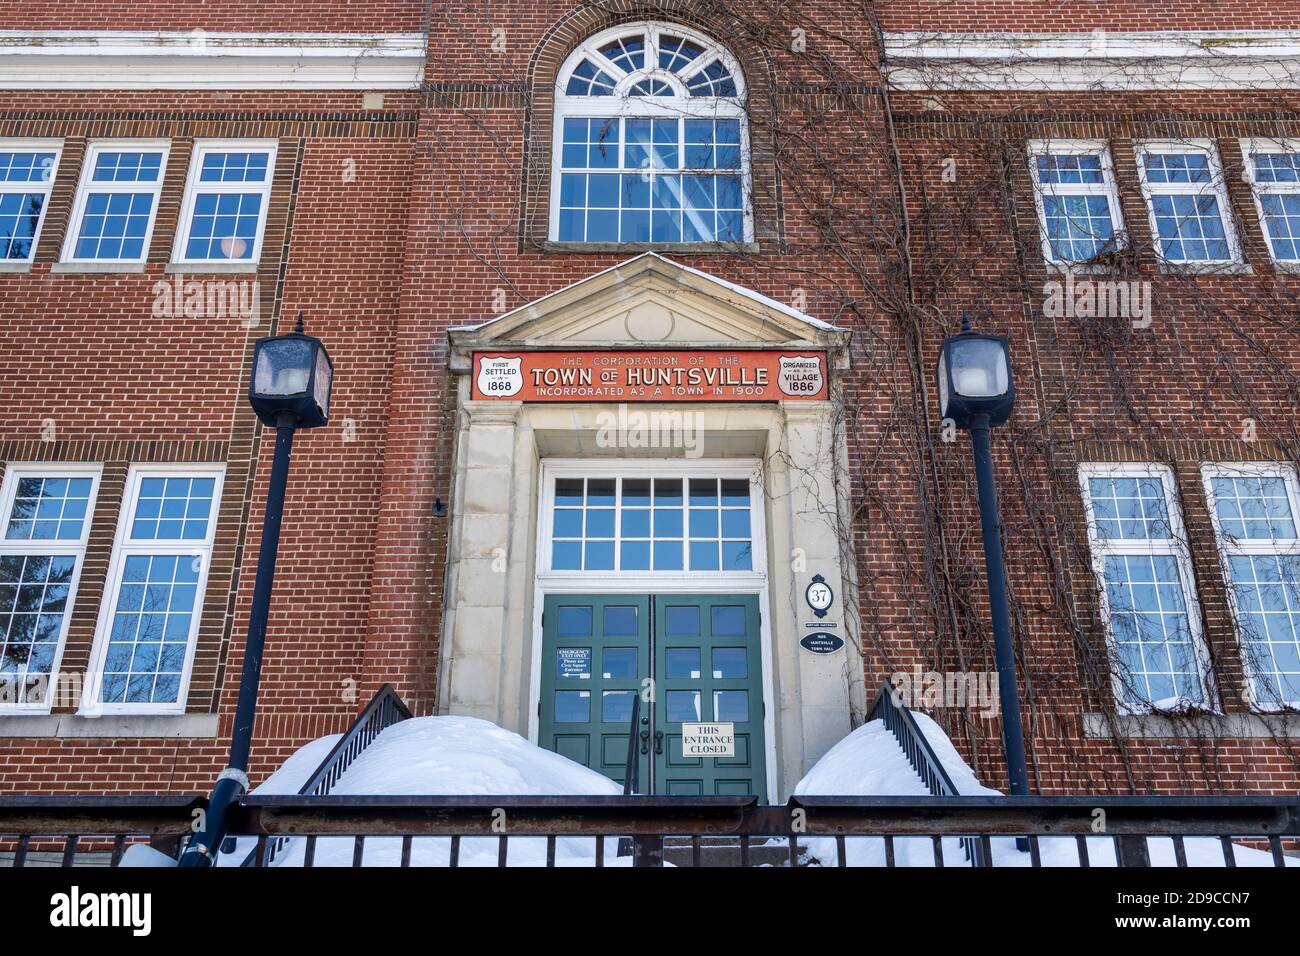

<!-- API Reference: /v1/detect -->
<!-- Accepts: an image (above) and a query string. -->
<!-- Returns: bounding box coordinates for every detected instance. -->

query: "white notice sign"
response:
[680,722,736,758]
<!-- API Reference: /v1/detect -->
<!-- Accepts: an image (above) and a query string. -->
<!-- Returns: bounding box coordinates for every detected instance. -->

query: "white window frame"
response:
[0,138,63,263]
[1239,137,1300,263]
[1026,139,1125,265]
[0,462,101,713]
[171,139,277,266]
[1200,462,1300,711]
[1134,138,1241,265]
[536,459,768,583]
[1078,462,1218,714]
[548,21,753,245]
[81,463,224,716]
[60,139,170,265]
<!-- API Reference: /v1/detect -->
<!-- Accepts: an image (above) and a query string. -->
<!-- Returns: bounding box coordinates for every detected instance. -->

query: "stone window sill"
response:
[165,261,260,274]
[1042,261,1127,277]
[1155,261,1254,276]
[0,713,220,739]
[1083,712,1300,739]
[0,261,33,273]
[50,262,147,274]
[538,241,760,255]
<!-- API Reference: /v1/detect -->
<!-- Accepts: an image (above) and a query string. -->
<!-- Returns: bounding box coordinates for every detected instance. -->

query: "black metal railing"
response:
[4,793,1295,868]
[298,684,413,799]
[240,683,413,866]
[623,693,642,796]
[867,680,986,865]
[0,795,204,867]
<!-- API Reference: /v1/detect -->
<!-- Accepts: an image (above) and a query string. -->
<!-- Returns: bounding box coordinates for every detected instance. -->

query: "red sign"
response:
[472,350,828,402]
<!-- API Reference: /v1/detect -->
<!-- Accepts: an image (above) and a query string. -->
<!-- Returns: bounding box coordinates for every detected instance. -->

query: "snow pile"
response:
[210,710,1291,868]
[221,716,626,867]
[796,712,1000,801]
[793,714,1294,868]
[252,733,344,794]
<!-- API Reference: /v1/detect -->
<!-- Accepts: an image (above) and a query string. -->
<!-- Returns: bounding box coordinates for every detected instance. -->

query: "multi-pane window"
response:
[557,117,744,243]
[561,26,740,100]
[87,468,222,712]
[547,474,756,573]
[552,24,750,245]
[1240,138,1300,262]
[63,142,169,262]
[0,142,61,261]
[174,142,276,263]
[1028,141,1123,263]
[1136,141,1238,263]
[1079,465,1213,712]
[1202,465,1300,709]
[0,467,99,710]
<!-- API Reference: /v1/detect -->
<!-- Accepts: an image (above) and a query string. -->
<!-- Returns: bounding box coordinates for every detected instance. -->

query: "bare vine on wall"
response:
[422,0,1300,794]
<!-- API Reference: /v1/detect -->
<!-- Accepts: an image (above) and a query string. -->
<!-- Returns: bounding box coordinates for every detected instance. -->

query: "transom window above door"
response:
[542,470,761,574]
[550,24,751,245]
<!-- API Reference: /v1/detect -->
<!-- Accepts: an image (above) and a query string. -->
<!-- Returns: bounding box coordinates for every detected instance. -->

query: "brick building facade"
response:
[0,2,1296,800]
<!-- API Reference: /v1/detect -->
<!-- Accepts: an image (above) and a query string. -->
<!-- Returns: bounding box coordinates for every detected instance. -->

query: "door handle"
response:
[654,730,664,755]
[639,730,650,755]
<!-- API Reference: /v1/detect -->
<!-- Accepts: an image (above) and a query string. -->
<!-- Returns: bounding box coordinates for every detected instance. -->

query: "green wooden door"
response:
[538,594,651,787]
[654,594,766,800]
[538,592,766,800]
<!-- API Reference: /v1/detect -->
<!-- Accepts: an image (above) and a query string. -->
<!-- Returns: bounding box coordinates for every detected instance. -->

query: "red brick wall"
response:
[0,1,423,31]
[0,93,417,791]
[876,1,1298,31]
[0,3,1297,799]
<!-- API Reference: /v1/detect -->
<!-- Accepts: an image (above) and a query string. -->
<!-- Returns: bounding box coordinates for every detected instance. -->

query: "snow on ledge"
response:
[218,716,623,867]
[794,714,1294,868]
[196,711,1296,868]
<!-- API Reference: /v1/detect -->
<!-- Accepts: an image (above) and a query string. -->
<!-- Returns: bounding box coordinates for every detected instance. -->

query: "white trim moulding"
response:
[882,30,1300,91]
[0,31,426,89]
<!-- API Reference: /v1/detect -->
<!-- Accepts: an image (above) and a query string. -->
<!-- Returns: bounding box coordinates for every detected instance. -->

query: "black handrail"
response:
[622,693,642,796]
[615,693,644,858]
[239,683,412,866]
[867,680,986,866]
[297,684,413,799]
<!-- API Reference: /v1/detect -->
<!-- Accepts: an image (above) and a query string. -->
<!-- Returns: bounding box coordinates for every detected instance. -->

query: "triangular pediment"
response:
[448,254,849,370]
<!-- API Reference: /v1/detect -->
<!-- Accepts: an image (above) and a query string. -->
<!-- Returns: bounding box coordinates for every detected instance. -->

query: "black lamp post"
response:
[179,313,333,867]
[937,317,1029,798]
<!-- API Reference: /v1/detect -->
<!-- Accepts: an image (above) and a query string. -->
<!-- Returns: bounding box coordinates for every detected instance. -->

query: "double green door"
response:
[538,593,766,800]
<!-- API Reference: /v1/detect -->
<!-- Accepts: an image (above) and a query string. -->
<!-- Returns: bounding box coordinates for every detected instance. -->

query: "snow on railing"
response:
[241,683,413,867]
[867,680,986,865]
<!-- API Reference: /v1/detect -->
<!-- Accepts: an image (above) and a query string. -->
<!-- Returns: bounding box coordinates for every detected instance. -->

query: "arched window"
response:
[551,23,750,245]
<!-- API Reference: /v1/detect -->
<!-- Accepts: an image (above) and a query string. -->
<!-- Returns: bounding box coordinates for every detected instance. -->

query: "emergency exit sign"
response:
[681,722,736,757]
[472,350,827,402]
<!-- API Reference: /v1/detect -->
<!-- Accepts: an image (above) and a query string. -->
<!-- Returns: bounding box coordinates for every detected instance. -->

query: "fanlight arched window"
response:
[551,23,750,245]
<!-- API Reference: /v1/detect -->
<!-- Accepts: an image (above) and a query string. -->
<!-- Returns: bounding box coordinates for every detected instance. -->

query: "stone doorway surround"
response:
[442,253,860,799]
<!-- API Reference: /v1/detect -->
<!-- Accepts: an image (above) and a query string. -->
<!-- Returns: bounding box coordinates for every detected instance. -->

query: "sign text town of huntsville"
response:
[472,350,827,402]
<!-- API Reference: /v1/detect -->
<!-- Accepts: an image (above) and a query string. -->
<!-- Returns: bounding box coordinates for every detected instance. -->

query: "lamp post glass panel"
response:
[937,326,1029,799]
[180,317,332,867]
[249,325,333,428]
[937,333,1014,428]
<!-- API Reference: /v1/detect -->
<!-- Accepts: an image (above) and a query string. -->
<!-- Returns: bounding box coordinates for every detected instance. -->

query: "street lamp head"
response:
[937,323,1015,429]
[248,312,333,428]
